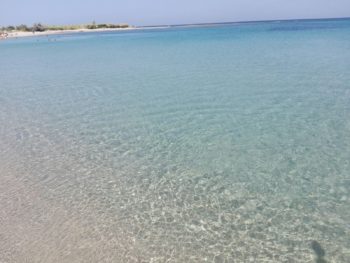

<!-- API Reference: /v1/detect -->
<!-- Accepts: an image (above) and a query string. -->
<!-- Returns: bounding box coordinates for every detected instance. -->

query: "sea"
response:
[0,18,349,262]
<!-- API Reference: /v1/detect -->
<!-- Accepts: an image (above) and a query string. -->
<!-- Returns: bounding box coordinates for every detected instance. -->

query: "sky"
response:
[1,0,350,27]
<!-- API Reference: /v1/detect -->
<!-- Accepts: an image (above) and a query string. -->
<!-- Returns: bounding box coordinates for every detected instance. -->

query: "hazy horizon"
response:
[1,0,350,27]
[1,16,350,28]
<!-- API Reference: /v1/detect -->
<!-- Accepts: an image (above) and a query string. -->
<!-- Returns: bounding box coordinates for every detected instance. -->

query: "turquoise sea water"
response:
[1,19,350,262]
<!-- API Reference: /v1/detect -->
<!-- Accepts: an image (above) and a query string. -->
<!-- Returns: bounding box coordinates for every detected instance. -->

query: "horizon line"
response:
[139,16,350,28]
[1,16,349,29]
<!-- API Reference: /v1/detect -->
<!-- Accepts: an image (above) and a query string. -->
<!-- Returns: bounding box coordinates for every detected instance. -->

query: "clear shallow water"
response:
[0,19,350,262]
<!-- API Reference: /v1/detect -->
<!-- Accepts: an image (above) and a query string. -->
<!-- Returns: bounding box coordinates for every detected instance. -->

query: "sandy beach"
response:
[0,27,140,39]
[0,26,170,40]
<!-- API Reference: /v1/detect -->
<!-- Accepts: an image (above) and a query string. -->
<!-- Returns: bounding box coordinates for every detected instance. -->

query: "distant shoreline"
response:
[1,26,166,39]
[0,24,172,40]
[1,16,349,40]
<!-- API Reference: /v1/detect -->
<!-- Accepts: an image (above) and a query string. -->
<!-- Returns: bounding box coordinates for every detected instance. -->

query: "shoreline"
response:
[2,27,136,39]
[2,17,348,40]
[1,26,169,39]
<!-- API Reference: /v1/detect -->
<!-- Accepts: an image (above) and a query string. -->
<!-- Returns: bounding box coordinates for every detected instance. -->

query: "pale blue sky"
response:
[1,0,350,26]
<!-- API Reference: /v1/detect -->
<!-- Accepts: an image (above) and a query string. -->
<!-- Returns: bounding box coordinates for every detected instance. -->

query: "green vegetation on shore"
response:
[0,22,130,33]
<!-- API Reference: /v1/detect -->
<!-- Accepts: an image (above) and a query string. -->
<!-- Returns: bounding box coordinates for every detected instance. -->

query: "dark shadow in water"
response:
[311,241,328,263]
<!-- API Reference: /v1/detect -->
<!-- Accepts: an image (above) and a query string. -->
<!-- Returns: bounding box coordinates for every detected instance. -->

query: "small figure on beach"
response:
[0,31,9,39]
